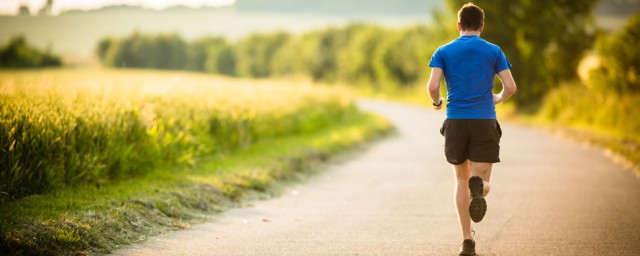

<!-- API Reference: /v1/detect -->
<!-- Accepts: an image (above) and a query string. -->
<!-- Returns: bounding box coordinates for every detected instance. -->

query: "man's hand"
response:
[433,97,444,110]
[493,94,501,105]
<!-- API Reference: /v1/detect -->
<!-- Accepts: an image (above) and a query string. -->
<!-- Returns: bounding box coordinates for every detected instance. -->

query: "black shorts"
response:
[439,119,502,165]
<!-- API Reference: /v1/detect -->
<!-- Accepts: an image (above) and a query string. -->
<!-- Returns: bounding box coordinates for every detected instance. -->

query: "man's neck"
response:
[460,30,481,37]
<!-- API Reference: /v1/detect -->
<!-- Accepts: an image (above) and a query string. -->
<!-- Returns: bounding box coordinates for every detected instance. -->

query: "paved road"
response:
[114,100,640,256]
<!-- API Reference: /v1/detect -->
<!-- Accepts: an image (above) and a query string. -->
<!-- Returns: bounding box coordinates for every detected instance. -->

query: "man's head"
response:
[458,2,484,32]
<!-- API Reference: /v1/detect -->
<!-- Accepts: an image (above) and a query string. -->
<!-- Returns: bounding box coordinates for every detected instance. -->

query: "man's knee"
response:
[470,162,492,172]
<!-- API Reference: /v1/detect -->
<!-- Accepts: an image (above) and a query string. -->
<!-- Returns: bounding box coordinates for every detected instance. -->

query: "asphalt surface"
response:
[114,100,640,256]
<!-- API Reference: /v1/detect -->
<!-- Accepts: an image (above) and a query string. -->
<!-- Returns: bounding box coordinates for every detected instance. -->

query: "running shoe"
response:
[469,176,487,223]
[459,239,476,256]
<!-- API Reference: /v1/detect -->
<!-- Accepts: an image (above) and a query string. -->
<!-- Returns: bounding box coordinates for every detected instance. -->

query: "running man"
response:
[427,3,517,256]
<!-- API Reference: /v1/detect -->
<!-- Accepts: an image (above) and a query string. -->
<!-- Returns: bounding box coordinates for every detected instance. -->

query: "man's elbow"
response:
[427,82,439,95]
[509,84,517,95]
[506,83,517,95]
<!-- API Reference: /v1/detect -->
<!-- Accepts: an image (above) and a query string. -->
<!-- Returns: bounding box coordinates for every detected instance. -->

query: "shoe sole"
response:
[459,251,476,256]
[469,176,486,223]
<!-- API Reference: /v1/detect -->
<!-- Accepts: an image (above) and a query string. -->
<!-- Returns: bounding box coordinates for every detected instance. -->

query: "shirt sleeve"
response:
[428,47,444,69]
[495,48,512,73]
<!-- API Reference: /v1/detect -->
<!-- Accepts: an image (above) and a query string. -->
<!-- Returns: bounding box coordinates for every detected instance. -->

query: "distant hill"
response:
[58,0,639,18]
[234,0,443,16]
[61,5,147,14]
[60,4,229,15]
[5,0,434,61]
[59,0,443,17]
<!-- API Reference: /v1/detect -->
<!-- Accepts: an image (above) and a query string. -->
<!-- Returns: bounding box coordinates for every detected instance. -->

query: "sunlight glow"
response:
[2,0,236,15]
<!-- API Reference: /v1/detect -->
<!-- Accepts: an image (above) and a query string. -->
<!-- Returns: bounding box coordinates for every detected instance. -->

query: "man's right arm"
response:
[494,69,517,104]
[427,67,444,110]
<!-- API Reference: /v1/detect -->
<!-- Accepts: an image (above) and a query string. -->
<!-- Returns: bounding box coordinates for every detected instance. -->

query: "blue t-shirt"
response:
[429,35,512,119]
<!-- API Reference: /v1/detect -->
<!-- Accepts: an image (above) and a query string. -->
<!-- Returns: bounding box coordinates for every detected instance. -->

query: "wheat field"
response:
[0,68,356,200]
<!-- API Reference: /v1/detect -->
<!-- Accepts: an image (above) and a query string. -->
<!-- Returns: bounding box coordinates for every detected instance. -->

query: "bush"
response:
[589,13,640,93]
[0,36,62,68]
[540,83,640,142]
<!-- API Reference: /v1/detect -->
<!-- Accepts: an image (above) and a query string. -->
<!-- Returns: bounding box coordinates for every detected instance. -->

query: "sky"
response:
[1,0,236,15]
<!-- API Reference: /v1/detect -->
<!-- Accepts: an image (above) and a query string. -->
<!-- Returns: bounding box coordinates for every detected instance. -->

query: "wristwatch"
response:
[433,99,443,107]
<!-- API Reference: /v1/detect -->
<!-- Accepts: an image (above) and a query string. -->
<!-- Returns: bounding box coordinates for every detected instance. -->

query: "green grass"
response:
[0,110,391,255]
[0,68,356,200]
[0,68,392,254]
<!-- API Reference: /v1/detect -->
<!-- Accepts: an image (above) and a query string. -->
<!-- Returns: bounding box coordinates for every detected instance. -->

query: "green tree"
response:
[337,25,389,87]
[187,37,224,71]
[590,12,640,93]
[97,32,187,69]
[0,36,62,68]
[235,32,290,78]
[383,25,447,87]
[108,32,147,68]
[269,36,305,77]
[153,34,187,70]
[203,38,236,75]
[445,0,599,105]
[300,25,360,82]
[96,37,115,62]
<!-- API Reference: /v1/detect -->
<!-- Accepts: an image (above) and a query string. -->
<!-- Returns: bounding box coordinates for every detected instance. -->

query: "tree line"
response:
[97,22,452,92]
[97,1,638,106]
[0,36,62,68]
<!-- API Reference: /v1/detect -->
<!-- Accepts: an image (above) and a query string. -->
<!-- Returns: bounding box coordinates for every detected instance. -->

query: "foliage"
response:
[589,12,640,93]
[98,32,187,69]
[204,38,236,76]
[186,37,226,72]
[299,26,355,82]
[537,16,640,170]
[234,32,291,78]
[0,36,62,68]
[0,69,356,201]
[97,0,600,106]
[96,22,451,89]
[0,105,390,255]
[445,0,599,105]
[540,14,640,141]
[540,83,640,143]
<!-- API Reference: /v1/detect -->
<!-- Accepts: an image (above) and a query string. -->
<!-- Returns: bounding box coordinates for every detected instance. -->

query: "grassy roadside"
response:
[0,111,391,255]
[531,123,640,177]
[1,68,359,200]
[512,86,640,177]
[501,114,640,177]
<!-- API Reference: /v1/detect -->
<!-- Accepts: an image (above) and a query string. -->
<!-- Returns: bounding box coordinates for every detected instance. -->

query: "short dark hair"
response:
[458,3,484,31]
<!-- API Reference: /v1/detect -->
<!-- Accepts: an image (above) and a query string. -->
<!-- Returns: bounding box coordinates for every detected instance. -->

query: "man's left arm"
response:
[494,69,517,104]
[427,67,444,110]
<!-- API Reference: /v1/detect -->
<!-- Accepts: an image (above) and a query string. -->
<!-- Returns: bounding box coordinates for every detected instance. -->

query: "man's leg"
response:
[453,160,473,240]
[467,161,493,223]
[470,161,493,197]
